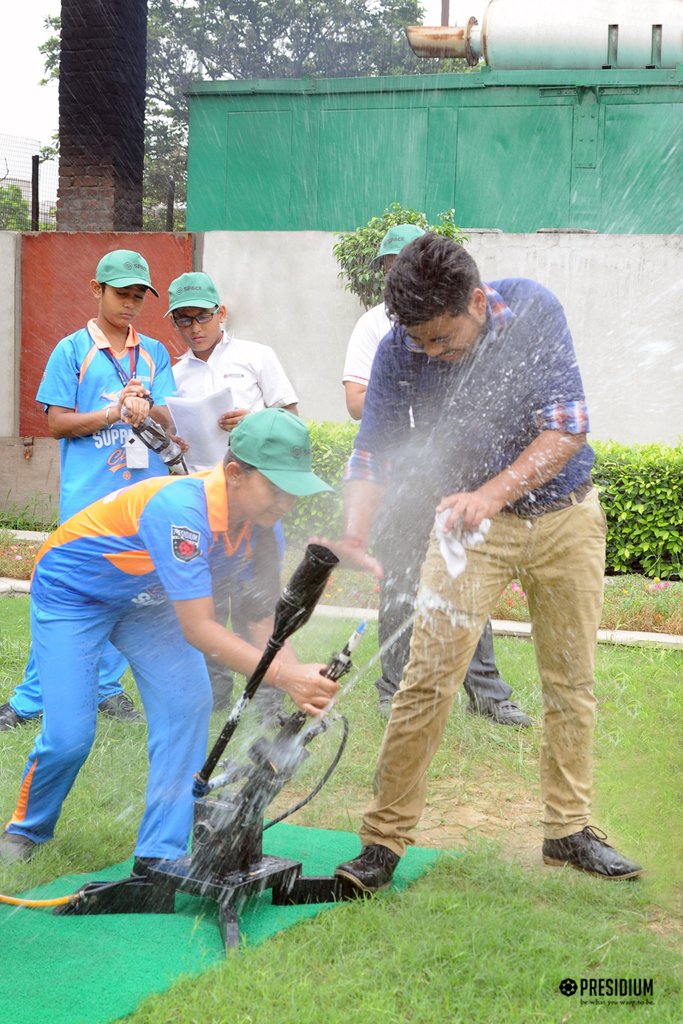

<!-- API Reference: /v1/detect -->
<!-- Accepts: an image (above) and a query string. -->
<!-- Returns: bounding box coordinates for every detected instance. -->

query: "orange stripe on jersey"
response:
[103,550,156,575]
[202,463,229,535]
[137,346,155,383]
[6,760,38,826]
[31,466,233,578]
[33,475,184,571]
[77,343,100,386]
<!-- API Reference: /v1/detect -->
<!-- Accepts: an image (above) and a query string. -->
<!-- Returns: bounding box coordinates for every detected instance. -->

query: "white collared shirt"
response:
[172,332,298,411]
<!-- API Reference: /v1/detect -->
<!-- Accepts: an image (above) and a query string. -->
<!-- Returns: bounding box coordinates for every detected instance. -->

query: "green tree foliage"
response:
[145,0,438,224]
[333,202,469,309]
[0,184,31,231]
[41,2,457,228]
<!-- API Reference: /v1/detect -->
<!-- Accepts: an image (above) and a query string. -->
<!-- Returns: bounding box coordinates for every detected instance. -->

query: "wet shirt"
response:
[36,323,176,521]
[350,279,595,514]
[30,464,269,612]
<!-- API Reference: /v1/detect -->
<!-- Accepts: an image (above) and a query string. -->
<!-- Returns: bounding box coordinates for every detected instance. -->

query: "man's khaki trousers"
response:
[360,489,607,856]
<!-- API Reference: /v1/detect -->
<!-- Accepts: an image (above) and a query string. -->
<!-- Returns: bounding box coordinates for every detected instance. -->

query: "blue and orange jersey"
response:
[37,322,177,521]
[31,464,258,610]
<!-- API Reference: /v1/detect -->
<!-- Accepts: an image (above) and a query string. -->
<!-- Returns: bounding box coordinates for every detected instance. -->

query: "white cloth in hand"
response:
[434,509,491,579]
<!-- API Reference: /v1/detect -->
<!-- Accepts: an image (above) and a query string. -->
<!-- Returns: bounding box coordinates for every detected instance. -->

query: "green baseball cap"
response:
[95,250,159,297]
[229,409,333,497]
[369,224,426,267]
[165,272,220,317]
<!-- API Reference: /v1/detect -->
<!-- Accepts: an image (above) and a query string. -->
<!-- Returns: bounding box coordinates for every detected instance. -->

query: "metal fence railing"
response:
[0,134,58,231]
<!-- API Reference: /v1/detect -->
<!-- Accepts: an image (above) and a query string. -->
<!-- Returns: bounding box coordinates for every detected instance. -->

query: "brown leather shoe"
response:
[542,826,642,879]
[335,845,400,894]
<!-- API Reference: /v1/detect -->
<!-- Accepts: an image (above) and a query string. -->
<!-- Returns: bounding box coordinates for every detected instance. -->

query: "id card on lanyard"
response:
[96,335,149,469]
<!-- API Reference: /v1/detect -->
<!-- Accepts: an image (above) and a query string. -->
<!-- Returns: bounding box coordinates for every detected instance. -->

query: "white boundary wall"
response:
[201,230,683,445]
[1,231,681,445]
[0,232,18,437]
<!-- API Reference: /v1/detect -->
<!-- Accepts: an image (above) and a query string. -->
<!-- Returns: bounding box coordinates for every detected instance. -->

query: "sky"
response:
[0,0,483,180]
[0,0,59,144]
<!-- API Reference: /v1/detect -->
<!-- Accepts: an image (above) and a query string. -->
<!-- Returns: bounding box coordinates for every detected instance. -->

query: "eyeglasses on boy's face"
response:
[172,306,219,327]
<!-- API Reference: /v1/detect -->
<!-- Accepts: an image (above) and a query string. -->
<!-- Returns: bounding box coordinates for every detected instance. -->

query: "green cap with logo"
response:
[229,408,333,497]
[95,250,159,297]
[369,224,426,267]
[165,272,221,317]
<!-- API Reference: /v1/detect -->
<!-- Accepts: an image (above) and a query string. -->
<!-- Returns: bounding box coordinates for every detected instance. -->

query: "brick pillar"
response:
[57,0,147,231]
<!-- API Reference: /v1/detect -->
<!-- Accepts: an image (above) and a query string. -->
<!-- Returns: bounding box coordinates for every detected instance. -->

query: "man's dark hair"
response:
[224,450,256,472]
[384,233,482,326]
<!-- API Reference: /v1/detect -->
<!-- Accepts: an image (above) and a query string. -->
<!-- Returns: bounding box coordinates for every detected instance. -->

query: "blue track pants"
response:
[8,642,127,718]
[5,597,212,860]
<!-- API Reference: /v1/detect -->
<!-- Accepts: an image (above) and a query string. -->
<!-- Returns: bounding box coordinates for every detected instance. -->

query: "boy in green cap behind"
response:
[167,271,299,447]
[166,270,300,715]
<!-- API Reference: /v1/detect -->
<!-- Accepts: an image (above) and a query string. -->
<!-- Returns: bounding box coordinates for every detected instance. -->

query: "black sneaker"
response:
[542,826,643,880]
[467,698,532,728]
[98,692,144,722]
[335,844,400,894]
[0,832,37,863]
[0,702,34,732]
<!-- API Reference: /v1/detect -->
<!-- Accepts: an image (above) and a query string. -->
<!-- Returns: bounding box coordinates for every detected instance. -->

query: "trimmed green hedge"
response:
[286,421,360,543]
[288,425,683,580]
[592,441,683,579]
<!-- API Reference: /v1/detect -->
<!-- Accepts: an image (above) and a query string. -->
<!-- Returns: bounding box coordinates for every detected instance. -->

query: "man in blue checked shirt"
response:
[327,234,642,890]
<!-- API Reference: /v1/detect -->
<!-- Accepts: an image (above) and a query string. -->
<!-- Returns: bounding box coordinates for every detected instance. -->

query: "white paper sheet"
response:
[166,387,234,471]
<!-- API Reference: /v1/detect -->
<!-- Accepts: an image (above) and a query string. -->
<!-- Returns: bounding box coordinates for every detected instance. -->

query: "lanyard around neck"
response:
[99,344,140,389]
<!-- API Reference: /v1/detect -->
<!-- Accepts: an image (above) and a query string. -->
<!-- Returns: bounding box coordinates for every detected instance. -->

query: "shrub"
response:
[284,421,359,542]
[593,441,683,579]
[333,202,468,310]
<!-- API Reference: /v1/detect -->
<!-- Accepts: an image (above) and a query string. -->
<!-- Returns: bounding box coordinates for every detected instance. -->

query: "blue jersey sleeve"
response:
[36,333,83,410]
[136,484,216,601]
[143,337,176,408]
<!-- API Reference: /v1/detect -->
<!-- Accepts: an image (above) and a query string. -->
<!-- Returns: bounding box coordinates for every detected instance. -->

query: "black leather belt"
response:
[513,477,594,517]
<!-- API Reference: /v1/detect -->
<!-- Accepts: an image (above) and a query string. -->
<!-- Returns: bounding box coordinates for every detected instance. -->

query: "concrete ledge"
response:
[0,578,30,595]
[313,605,682,650]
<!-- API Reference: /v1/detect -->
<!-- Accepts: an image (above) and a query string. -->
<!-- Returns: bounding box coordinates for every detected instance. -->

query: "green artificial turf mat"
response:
[0,823,442,1024]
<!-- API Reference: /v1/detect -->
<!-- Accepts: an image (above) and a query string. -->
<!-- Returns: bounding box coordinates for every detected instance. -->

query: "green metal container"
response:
[186,67,683,233]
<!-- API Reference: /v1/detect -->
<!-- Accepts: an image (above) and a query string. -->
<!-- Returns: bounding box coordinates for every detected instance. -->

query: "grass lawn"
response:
[0,597,681,1021]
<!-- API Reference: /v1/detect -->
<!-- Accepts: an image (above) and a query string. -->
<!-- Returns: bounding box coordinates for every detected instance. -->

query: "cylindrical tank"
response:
[406,0,683,68]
